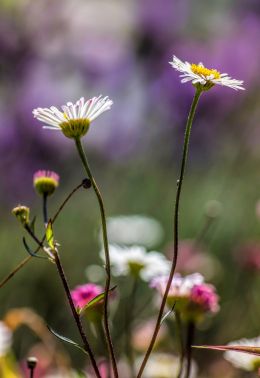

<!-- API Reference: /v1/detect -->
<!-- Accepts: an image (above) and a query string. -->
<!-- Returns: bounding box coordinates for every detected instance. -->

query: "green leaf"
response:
[79,286,117,315]
[29,216,37,234]
[46,221,54,249]
[193,345,260,356]
[47,325,88,355]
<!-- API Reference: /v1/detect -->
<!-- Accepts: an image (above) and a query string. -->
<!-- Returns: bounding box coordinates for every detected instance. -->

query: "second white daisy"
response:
[170,55,244,91]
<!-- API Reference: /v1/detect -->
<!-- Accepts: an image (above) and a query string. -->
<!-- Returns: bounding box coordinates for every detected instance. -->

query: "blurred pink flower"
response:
[190,284,219,313]
[151,273,219,320]
[234,242,260,272]
[71,283,103,309]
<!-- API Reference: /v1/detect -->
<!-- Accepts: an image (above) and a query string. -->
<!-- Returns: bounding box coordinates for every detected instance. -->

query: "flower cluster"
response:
[151,273,219,321]
[101,244,171,281]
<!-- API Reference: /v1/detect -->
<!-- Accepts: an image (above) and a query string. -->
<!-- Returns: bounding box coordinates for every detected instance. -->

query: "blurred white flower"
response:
[105,215,164,248]
[136,353,198,378]
[0,321,12,357]
[224,336,260,372]
[170,55,244,91]
[101,245,170,281]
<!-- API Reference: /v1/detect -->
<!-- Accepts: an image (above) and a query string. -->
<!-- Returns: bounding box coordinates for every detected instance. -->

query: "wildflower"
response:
[151,273,219,321]
[101,245,171,281]
[12,205,30,226]
[135,353,198,378]
[33,170,59,196]
[0,321,12,357]
[169,55,244,91]
[105,215,164,248]
[71,283,103,310]
[224,336,260,372]
[190,283,219,313]
[33,96,113,139]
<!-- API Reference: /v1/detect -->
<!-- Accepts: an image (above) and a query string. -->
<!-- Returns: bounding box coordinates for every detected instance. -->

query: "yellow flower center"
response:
[191,64,220,79]
[60,119,90,139]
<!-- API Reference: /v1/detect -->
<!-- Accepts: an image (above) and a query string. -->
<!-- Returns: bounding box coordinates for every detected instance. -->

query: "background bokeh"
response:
[0,0,260,376]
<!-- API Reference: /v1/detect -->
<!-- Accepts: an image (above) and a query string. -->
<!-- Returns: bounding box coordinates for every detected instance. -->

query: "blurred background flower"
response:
[0,0,260,376]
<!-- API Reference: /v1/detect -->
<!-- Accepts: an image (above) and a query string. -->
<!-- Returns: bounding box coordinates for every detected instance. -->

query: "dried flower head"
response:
[170,55,244,91]
[33,170,60,196]
[33,96,113,139]
[12,205,30,226]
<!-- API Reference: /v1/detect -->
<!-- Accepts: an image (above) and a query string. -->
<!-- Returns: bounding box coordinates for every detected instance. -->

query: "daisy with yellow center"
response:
[33,95,113,139]
[170,55,244,91]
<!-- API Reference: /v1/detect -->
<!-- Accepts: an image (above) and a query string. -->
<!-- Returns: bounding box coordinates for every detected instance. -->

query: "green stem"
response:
[125,276,138,377]
[175,310,185,378]
[74,137,118,378]
[137,88,202,378]
[43,193,48,226]
[185,321,195,378]
[53,249,101,378]
[0,182,84,289]
[23,226,101,378]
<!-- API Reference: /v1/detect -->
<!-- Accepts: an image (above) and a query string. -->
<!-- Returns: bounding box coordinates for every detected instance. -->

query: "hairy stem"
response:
[74,137,118,378]
[137,88,202,377]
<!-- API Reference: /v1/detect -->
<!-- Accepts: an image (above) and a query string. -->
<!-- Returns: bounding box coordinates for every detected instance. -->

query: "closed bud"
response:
[33,170,59,196]
[12,205,30,226]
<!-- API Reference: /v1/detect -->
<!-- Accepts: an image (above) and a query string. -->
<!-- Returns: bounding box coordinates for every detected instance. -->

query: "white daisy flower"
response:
[169,55,244,91]
[0,321,12,357]
[136,353,198,378]
[105,215,164,248]
[100,245,171,281]
[33,95,113,138]
[224,336,260,372]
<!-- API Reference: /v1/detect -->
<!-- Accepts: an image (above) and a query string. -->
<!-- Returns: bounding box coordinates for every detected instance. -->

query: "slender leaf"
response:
[23,237,47,259]
[193,345,260,356]
[47,325,88,354]
[46,221,54,249]
[29,216,37,234]
[79,286,117,315]
[160,303,176,325]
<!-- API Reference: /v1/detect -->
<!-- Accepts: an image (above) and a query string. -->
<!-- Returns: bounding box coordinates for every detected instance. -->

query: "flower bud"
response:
[12,205,30,226]
[33,170,59,196]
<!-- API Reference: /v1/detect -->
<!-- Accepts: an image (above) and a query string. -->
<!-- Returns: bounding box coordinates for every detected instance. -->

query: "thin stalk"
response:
[23,226,101,378]
[53,249,101,378]
[43,193,48,226]
[29,368,34,378]
[185,321,195,378]
[0,182,84,289]
[125,276,138,377]
[74,137,118,378]
[137,88,202,378]
[175,310,185,378]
